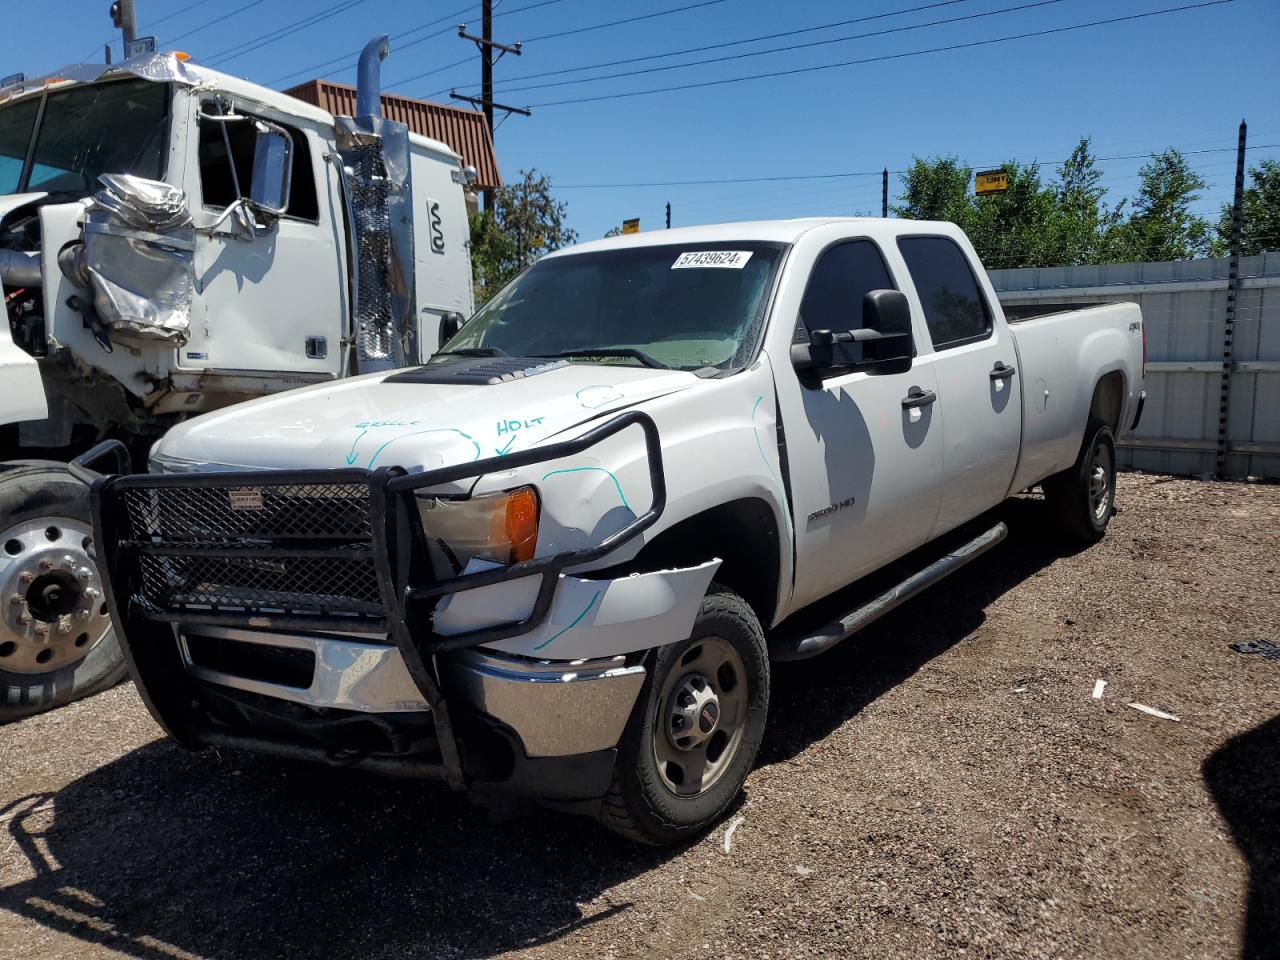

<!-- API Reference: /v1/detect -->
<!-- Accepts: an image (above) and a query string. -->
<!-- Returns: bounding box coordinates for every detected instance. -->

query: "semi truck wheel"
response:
[598,585,769,845]
[1043,417,1117,546]
[0,462,125,722]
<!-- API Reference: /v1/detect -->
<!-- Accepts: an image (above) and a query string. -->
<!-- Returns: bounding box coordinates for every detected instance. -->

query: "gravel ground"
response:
[1,473,1277,960]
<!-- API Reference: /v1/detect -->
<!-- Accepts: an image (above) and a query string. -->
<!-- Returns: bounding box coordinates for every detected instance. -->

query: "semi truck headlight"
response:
[417,486,539,567]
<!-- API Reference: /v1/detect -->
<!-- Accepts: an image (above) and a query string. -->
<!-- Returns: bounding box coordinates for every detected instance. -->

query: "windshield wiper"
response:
[537,348,667,369]
[433,346,508,359]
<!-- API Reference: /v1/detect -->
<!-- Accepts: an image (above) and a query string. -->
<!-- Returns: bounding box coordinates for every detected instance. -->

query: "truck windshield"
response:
[440,241,785,372]
[0,79,169,196]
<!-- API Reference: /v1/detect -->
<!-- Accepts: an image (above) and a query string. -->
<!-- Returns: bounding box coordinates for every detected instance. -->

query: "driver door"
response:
[180,98,345,378]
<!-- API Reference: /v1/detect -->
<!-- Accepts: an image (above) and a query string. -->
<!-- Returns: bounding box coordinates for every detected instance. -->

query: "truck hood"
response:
[152,361,702,473]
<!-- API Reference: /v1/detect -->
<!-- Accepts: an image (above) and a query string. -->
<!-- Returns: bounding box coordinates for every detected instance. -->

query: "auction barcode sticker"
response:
[672,250,753,269]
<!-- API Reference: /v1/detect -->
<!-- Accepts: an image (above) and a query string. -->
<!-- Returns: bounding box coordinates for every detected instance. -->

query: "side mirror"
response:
[790,289,914,373]
[861,289,913,373]
[437,311,465,348]
[248,121,292,216]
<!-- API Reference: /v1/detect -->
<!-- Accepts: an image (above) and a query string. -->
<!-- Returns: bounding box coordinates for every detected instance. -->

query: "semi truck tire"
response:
[598,585,769,845]
[0,462,126,722]
[1043,417,1117,546]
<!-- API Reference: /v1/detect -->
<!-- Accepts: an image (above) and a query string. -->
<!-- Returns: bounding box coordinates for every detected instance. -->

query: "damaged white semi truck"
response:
[77,218,1146,844]
[0,41,474,717]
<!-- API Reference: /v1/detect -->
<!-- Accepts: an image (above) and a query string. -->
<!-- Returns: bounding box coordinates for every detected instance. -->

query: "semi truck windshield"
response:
[0,79,168,196]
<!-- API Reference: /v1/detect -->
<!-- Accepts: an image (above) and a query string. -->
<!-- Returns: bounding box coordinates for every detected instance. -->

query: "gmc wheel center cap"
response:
[698,700,719,735]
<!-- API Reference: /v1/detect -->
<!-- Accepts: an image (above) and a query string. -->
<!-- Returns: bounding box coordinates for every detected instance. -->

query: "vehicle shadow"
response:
[0,497,1068,959]
[1203,714,1280,960]
[761,496,1069,766]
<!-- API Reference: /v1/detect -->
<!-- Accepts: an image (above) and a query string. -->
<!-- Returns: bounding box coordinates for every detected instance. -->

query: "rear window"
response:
[897,236,991,349]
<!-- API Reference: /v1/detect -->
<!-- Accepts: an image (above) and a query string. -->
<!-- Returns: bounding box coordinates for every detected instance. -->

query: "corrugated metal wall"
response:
[284,80,501,190]
[990,252,1280,479]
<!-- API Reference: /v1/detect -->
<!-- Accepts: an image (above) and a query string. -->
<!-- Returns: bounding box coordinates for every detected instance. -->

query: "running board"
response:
[771,522,1008,662]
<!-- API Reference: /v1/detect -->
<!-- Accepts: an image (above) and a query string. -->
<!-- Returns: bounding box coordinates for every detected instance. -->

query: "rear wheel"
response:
[1043,417,1117,545]
[0,463,125,722]
[597,586,769,845]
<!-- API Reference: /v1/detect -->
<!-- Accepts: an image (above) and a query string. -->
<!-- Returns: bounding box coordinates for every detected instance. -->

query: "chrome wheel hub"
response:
[0,517,111,674]
[1089,441,1114,523]
[653,636,748,798]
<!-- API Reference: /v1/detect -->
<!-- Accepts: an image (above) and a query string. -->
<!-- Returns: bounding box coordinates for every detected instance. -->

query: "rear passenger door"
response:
[896,235,1020,537]
[785,238,945,607]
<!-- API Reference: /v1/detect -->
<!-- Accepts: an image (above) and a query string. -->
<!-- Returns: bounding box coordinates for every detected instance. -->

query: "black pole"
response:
[1216,119,1247,478]
[481,0,494,212]
[882,168,889,218]
[665,202,671,229]
[111,0,137,47]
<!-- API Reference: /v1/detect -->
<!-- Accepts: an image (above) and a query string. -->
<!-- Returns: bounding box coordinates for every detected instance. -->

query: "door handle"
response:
[901,387,937,409]
[989,361,1017,381]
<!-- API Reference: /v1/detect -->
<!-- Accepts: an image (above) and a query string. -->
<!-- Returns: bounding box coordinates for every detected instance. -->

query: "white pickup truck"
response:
[80,218,1145,844]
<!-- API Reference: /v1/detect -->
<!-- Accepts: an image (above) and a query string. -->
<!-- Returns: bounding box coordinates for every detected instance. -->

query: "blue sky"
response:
[13,0,1280,241]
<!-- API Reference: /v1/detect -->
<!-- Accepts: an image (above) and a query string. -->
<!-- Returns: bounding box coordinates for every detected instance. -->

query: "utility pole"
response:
[665,202,671,229]
[453,0,526,212]
[882,168,889,218]
[110,0,137,47]
[1216,118,1247,478]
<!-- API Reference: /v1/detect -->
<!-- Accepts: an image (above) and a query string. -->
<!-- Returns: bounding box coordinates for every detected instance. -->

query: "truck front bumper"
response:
[78,413,684,800]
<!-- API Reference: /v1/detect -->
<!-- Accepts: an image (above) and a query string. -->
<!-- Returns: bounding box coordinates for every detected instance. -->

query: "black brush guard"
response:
[74,411,666,788]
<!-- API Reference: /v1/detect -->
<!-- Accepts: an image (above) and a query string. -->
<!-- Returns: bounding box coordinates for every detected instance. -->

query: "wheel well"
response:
[613,498,781,627]
[1090,371,1125,433]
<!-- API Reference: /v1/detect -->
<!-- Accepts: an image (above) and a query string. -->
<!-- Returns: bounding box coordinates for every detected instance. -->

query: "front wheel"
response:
[597,586,769,845]
[1043,417,1117,545]
[0,463,126,722]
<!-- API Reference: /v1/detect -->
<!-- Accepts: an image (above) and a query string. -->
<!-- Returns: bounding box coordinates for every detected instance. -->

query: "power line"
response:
[522,0,728,43]
[165,0,267,46]
[265,4,476,86]
[265,0,570,89]
[435,0,973,98]
[557,144,1277,190]
[528,0,1236,108]
[475,0,1072,99]
[390,0,728,93]
[144,0,219,30]
[204,0,370,66]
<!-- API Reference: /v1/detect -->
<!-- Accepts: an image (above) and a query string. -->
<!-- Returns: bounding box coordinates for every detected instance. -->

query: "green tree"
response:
[469,169,578,302]
[1212,158,1280,256]
[1051,138,1125,265]
[967,160,1059,269]
[891,156,973,229]
[1111,149,1211,261]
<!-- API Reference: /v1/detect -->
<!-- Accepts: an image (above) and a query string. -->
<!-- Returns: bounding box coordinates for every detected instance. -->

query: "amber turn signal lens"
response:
[505,487,539,563]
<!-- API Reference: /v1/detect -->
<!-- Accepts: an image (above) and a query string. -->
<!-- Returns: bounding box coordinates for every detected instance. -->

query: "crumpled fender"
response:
[0,323,46,426]
[433,559,721,659]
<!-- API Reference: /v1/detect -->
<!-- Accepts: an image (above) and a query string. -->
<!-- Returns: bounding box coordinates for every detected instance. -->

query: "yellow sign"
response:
[622,218,640,234]
[975,170,1009,195]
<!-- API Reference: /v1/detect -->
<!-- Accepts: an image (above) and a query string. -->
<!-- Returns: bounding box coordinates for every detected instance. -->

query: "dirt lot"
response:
[0,473,1277,960]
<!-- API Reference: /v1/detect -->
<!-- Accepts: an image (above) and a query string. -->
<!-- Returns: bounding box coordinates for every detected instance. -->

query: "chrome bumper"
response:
[178,626,646,759]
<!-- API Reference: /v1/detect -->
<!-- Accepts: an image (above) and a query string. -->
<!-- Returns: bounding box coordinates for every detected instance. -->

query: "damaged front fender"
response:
[433,559,721,660]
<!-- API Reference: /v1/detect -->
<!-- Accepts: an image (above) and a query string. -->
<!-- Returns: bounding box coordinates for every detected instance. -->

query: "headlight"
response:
[416,486,539,567]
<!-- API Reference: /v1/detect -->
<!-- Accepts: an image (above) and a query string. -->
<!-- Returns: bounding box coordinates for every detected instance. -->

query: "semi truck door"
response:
[782,239,945,608]
[896,236,1020,537]
[182,103,344,378]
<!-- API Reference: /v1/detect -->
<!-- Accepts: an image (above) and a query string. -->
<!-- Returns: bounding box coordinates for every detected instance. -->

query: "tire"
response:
[0,462,126,722]
[1043,417,1117,546]
[597,585,769,845]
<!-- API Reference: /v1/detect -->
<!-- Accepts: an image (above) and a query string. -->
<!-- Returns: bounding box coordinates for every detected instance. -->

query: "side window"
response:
[798,239,895,367]
[896,236,991,349]
[196,105,318,222]
[0,97,37,194]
